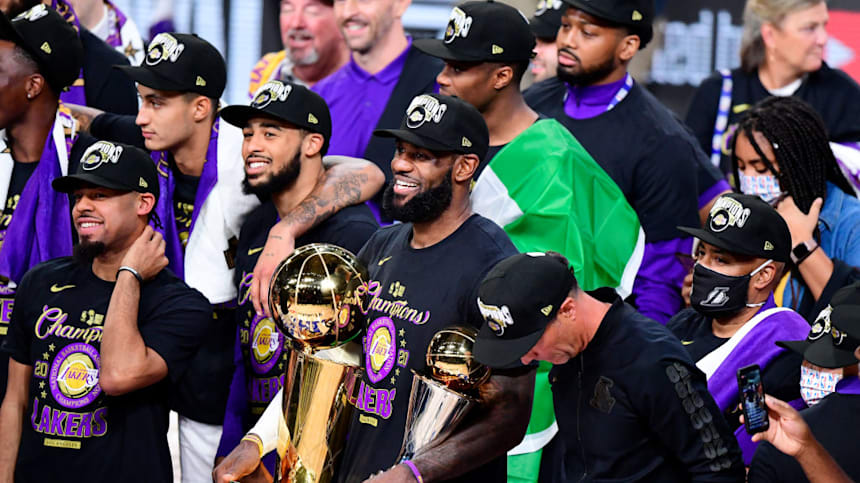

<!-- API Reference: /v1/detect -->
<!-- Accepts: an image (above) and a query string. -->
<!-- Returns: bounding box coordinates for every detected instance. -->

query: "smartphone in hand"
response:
[737,364,769,434]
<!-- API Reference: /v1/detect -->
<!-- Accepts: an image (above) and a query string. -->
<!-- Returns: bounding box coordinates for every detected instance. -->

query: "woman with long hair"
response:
[685,0,860,176]
[731,96,860,320]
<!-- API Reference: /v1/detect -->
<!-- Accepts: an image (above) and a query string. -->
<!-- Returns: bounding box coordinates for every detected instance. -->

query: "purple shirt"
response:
[563,75,629,119]
[312,38,413,158]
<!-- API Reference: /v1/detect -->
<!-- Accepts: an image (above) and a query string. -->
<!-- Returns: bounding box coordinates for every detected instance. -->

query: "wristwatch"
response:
[790,239,819,265]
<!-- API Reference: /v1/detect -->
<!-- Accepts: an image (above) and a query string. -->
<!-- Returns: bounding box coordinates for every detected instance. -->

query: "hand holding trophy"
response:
[269,243,368,483]
[396,325,491,463]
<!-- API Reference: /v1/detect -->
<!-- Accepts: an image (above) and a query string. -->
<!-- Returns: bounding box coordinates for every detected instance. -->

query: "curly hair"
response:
[731,96,855,213]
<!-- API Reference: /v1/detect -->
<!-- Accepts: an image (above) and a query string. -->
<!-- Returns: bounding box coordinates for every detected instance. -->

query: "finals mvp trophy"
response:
[396,325,490,462]
[269,243,368,483]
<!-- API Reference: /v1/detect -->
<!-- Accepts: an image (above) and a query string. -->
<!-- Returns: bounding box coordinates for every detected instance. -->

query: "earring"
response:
[26,93,32,99]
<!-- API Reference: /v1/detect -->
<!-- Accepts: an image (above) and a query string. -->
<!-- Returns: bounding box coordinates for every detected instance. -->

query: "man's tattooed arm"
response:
[66,104,105,133]
[250,157,385,316]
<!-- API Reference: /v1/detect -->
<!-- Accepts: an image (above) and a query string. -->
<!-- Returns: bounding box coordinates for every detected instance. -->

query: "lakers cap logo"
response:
[251,80,292,110]
[405,95,448,129]
[146,33,186,66]
[535,0,562,15]
[14,4,48,22]
[709,196,750,233]
[444,7,473,44]
[81,141,123,171]
[477,298,515,336]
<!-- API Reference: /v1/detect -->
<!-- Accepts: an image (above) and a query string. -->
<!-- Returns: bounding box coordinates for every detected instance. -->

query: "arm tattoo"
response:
[282,171,370,231]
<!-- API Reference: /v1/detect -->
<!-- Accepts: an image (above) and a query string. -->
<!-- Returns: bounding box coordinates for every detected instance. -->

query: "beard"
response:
[242,150,301,199]
[556,50,618,87]
[382,169,453,223]
[73,240,106,264]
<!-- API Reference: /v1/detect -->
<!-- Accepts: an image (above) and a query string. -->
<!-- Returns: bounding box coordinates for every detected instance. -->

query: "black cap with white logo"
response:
[530,0,564,40]
[374,93,489,160]
[53,140,159,202]
[562,0,654,46]
[473,252,576,369]
[776,283,860,369]
[0,5,84,91]
[414,1,535,63]
[220,80,333,155]
[115,32,226,98]
[678,193,791,263]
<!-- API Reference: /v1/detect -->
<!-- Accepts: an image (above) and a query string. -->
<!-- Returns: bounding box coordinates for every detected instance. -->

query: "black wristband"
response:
[117,266,143,284]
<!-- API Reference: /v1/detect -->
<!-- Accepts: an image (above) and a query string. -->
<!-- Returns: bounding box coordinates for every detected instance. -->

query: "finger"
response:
[809,197,824,218]
[251,271,262,316]
[261,270,271,319]
[150,230,163,244]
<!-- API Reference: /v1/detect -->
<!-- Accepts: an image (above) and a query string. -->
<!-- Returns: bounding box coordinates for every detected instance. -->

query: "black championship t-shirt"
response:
[685,64,860,175]
[233,201,377,421]
[337,215,518,483]
[0,134,92,403]
[667,308,802,428]
[1,257,211,482]
[172,169,199,250]
[524,78,704,242]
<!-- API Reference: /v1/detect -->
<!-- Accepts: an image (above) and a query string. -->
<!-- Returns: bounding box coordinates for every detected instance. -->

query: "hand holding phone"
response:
[737,364,769,434]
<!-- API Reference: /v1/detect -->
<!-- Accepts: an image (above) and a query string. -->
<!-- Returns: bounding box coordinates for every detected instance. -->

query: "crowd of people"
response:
[0,0,858,482]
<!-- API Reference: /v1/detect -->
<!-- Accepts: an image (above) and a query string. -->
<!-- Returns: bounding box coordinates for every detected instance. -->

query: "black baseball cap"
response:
[116,32,226,98]
[414,1,535,63]
[562,0,654,46]
[221,80,333,155]
[53,140,159,202]
[678,193,791,263]
[374,93,489,160]
[530,0,564,40]
[776,284,860,369]
[473,252,576,369]
[0,4,84,91]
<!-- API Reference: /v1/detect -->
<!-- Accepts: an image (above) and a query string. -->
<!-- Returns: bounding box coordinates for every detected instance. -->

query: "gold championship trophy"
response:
[269,244,368,483]
[396,325,490,462]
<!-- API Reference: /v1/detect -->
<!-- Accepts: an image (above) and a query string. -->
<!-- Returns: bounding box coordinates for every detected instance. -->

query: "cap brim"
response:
[776,337,859,369]
[220,105,278,128]
[678,226,764,259]
[413,38,486,62]
[474,322,545,369]
[529,16,558,40]
[373,128,455,154]
[52,173,135,194]
[114,65,188,92]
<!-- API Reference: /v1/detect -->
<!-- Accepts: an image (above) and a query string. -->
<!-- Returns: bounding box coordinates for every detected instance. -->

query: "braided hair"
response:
[731,96,855,214]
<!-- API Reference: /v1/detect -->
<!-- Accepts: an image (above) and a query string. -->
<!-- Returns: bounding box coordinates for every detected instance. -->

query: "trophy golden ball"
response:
[425,325,490,392]
[269,243,368,351]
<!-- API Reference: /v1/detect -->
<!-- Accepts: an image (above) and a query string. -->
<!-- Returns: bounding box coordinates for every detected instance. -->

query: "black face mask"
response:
[690,261,771,319]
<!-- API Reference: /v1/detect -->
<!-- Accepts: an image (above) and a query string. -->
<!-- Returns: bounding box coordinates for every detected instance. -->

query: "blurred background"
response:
[111,0,860,118]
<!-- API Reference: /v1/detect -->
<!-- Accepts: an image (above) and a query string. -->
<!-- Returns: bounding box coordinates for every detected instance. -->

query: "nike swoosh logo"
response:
[681,340,694,346]
[248,247,264,256]
[378,256,392,266]
[50,284,75,293]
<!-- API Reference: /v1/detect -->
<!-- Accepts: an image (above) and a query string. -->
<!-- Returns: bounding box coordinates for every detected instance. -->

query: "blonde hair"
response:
[740,0,825,72]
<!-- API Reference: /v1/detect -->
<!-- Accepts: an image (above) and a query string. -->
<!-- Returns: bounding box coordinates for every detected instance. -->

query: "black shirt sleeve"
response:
[80,28,139,116]
[748,441,803,483]
[632,359,745,482]
[90,112,146,148]
[685,73,723,157]
[139,278,212,383]
[632,138,701,240]
[1,268,39,365]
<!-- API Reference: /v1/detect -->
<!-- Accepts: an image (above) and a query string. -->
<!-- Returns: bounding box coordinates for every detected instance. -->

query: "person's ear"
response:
[617,33,640,62]
[25,73,46,100]
[137,192,156,217]
[492,65,514,90]
[191,96,214,122]
[302,132,325,158]
[752,262,778,290]
[452,153,478,183]
[557,296,576,322]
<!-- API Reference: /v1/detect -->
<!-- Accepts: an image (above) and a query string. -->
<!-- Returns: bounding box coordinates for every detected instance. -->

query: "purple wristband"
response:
[403,460,423,483]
